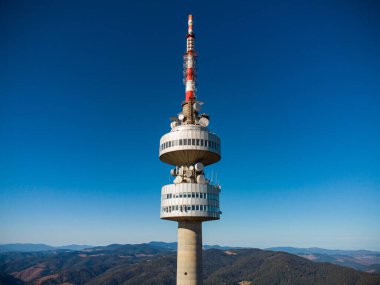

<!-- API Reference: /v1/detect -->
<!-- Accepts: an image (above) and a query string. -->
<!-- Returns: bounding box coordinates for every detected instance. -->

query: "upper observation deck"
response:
[159,125,221,166]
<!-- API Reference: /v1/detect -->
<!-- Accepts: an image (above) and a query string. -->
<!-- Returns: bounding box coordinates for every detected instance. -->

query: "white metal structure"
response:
[159,15,222,285]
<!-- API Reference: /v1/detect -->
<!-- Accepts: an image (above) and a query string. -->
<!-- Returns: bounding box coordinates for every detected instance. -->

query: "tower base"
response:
[177,221,203,285]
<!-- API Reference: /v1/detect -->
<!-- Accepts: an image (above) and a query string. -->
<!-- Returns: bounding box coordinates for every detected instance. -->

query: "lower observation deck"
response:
[161,183,221,221]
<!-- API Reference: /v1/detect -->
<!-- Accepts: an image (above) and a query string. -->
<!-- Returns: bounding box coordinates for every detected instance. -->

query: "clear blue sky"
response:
[1,0,379,250]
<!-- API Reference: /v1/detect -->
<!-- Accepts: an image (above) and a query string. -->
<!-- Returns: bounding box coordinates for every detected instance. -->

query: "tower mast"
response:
[182,15,198,125]
[185,14,196,103]
[159,15,222,285]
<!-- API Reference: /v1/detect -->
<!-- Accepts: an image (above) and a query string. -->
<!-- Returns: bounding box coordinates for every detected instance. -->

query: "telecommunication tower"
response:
[159,15,222,285]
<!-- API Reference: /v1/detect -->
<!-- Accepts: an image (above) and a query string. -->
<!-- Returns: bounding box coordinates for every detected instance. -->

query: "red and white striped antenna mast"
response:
[184,14,197,103]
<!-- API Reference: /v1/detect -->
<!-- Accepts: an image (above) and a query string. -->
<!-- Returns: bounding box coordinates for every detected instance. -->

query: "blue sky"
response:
[1,0,379,250]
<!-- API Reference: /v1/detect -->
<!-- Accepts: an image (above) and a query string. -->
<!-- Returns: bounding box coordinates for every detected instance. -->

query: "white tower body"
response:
[159,15,222,285]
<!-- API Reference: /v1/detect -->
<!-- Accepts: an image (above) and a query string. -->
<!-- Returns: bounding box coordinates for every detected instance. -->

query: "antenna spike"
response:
[184,15,197,103]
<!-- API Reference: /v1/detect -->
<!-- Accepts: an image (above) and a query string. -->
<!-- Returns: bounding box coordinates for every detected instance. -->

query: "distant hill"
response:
[0,243,93,253]
[56,244,94,251]
[267,247,380,273]
[268,247,380,256]
[203,249,380,285]
[0,244,55,252]
[1,244,380,285]
[147,241,177,250]
[147,241,241,251]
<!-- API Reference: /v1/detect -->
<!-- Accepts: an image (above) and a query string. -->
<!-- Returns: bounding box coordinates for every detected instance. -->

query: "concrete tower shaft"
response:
[177,221,203,284]
[159,15,221,285]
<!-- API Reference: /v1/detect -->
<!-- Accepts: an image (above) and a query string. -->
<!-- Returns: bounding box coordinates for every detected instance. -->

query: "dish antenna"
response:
[178,113,185,121]
[199,117,209,127]
[193,102,201,112]
[195,162,204,172]
[170,121,178,129]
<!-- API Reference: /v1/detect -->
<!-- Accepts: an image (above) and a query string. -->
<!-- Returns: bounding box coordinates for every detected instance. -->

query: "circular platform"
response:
[159,125,221,166]
[160,183,221,221]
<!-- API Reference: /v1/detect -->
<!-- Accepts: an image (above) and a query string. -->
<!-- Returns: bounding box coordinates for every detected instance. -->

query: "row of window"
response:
[160,138,220,152]
[162,205,219,213]
[163,192,218,201]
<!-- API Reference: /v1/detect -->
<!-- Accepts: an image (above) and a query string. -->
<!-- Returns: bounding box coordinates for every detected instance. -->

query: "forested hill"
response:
[1,244,380,285]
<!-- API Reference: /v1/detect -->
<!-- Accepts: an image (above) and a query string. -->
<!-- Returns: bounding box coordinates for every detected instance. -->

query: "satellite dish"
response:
[199,117,209,127]
[196,175,206,184]
[185,170,192,178]
[170,169,176,177]
[194,162,204,172]
[170,121,178,129]
[189,165,194,171]
[174,176,183,184]
[178,114,185,121]
[193,102,201,112]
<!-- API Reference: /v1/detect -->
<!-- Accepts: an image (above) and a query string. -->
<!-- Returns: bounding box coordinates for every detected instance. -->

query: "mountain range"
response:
[268,247,380,256]
[1,242,380,285]
[0,244,93,253]
[1,243,379,274]
[267,247,380,274]
[0,242,240,253]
